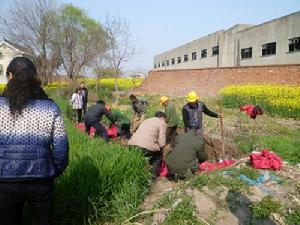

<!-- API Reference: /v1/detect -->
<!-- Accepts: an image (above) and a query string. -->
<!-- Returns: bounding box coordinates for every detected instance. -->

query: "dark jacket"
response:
[165,131,207,177]
[182,102,218,130]
[84,103,114,123]
[81,87,88,103]
[132,100,147,115]
[0,97,69,179]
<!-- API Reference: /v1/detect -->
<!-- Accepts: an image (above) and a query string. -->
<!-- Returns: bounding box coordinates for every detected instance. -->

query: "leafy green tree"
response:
[53,4,107,80]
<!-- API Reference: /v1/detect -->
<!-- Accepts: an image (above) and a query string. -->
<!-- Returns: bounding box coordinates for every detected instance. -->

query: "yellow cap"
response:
[160,96,169,105]
[186,91,199,103]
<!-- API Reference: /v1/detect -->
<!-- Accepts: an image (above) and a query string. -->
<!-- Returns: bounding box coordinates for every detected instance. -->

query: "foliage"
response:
[38,99,152,224]
[251,196,281,219]
[161,197,204,225]
[261,129,300,164]
[0,0,60,85]
[53,118,151,225]
[284,206,300,225]
[53,4,107,79]
[191,170,250,193]
[221,84,300,119]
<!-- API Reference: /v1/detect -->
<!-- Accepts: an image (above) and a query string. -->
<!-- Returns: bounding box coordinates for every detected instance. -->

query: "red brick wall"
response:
[132,65,300,97]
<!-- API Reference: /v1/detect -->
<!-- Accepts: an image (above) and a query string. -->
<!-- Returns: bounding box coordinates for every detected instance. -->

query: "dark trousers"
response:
[0,179,54,225]
[84,120,108,142]
[82,102,87,115]
[120,124,131,139]
[166,126,177,147]
[73,109,82,123]
[141,148,162,178]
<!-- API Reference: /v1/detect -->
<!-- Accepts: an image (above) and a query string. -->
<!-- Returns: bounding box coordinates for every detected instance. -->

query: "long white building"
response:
[153,11,300,70]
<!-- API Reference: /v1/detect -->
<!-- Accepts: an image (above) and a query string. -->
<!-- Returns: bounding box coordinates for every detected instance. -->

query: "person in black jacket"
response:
[80,82,88,115]
[84,100,115,142]
[182,91,222,135]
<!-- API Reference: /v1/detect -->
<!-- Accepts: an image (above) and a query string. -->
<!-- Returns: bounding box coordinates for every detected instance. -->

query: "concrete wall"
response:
[0,44,23,84]
[132,65,300,97]
[237,12,300,66]
[153,11,300,70]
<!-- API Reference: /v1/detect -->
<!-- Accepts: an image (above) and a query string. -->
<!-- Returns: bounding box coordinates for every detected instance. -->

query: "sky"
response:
[1,0,300,74]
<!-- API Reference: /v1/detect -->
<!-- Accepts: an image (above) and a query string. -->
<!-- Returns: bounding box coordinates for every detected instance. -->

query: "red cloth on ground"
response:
[107,124,118,138]
[199,160,235,172]
[74,123,95,138]
[158,160,235,177]
[240,105,263,119]
[250,149,282,170]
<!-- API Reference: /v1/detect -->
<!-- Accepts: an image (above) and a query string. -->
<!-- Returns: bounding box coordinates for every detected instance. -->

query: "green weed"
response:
[251,196,281,219]
[161,197,204,225]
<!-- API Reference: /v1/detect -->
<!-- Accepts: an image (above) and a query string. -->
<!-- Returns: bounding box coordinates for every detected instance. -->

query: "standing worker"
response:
[84,100,115,142]
[182,91,222,135]
[127,111,167,178]
[160,96,179,147]
[129,94,148,133]
[70,87,83,123]
[80,82,88,115]
[0,57,69,225]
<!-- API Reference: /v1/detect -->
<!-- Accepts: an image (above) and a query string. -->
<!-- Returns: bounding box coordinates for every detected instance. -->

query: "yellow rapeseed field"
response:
[221,84,300,119]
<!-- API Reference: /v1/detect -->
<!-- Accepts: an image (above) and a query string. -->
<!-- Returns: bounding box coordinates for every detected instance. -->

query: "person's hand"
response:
[218,113,223,118]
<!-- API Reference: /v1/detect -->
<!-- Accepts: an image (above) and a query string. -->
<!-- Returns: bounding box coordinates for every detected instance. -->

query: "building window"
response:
[166,59,169,66]
[212,46,219,56]
[162,61,165,67]
[171,58,175,65]
[192,52,197,60]
[0,51,3,58]
[289,37,300,52]
[154,64,156,68]
[177,57,181,64]
[201,49,207,58]
[241,47,252,59]
[184,54,188,62]
[262,42,276,56]
[158,63,160,68]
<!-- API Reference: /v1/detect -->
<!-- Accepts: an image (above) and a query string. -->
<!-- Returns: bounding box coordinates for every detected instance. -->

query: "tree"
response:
[53,4,108,80]
[0,0,60,85]
[104,15,136,92]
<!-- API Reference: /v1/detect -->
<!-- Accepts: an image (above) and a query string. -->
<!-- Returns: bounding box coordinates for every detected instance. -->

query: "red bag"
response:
[159,161,169,177]
[250,149,282,170]
[107,124,118,138]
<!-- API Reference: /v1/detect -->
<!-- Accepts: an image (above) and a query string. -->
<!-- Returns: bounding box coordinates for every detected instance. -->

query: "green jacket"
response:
[165,131,207,177]
[111,109,130,127]
[165,102,179,128]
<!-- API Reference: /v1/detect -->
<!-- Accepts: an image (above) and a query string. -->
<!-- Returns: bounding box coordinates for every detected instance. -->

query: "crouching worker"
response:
[165,130,208,180]
[127,111,167,178]
[84,100,115,142]
[110,108,131,141]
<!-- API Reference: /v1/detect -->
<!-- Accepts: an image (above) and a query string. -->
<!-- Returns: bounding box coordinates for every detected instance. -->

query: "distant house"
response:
[0,38,29,84]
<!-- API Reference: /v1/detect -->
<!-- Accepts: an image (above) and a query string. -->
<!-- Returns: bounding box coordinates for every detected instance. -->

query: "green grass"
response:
[261,129,300,164]
[161,197,204,225]
[53,119,151,225]
[251,196,281,219]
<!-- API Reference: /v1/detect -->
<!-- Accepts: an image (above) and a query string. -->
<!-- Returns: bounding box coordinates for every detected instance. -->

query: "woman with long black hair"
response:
[0,57,69,225]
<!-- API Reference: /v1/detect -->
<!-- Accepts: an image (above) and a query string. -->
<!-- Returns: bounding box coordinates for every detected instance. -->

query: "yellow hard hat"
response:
[160,96,169,105]
[186,91,199,103]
